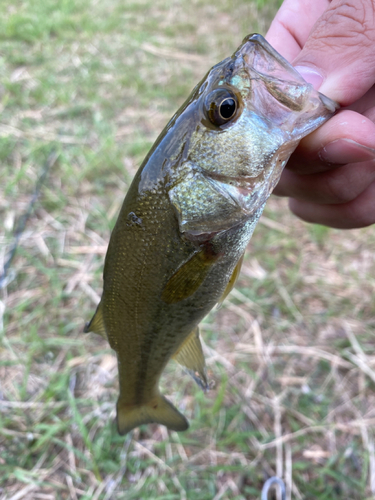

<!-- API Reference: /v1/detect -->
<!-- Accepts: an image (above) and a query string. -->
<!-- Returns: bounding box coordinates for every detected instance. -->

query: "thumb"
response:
[293,0,375,105]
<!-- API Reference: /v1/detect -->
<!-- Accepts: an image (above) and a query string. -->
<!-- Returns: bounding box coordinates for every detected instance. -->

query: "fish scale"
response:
[85,34,338,435]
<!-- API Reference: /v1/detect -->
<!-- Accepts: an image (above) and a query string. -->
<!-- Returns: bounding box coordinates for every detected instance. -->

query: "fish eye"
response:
[205,89,238,126]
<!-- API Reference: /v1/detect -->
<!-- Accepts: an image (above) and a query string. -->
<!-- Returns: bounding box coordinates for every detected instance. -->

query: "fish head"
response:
[186,34,338,217]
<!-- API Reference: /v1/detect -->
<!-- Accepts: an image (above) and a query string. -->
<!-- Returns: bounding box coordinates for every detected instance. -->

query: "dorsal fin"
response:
[84,301,107,339]
[172,327,208,390]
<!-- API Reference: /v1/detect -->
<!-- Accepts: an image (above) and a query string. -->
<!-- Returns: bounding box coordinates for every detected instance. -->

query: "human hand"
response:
[267,0,375,229]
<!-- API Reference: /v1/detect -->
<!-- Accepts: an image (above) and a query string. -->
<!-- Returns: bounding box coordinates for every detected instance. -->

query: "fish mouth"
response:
[235,33,308,91]
[232,34,338,136]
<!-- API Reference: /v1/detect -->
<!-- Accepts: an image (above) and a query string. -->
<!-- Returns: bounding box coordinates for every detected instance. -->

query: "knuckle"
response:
[346,203,375,228]
[346,181,375,227]
[323,171,357,204]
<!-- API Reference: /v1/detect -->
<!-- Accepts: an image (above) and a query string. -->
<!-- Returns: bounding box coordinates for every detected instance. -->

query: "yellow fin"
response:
[83,301,107,339]
[117,395,189,435]
[162,249,215,304]
[217,253,244,307]
[173,327,208,390]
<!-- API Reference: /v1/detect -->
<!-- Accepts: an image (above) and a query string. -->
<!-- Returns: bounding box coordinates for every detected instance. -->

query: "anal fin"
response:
[84,301,107,339]
[172,327,208,390]
[117,394,189,435]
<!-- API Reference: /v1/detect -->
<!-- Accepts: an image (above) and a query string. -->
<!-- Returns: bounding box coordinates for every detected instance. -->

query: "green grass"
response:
[1,0,375,499]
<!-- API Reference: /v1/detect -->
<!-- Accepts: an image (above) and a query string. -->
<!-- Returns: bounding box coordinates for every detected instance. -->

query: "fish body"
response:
[85,34,337,435]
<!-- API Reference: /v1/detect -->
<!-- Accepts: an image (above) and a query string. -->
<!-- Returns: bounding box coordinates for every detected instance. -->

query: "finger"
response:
[288,179,375,228]
[285,110,375,174]
[364,105,375,123]
[274,159,375,204]
[346,85,375,115]
[266,0,330,61]
[293,0,375,105]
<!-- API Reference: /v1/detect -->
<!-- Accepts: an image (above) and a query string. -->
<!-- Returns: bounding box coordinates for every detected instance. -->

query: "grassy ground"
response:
[1,0,375,499]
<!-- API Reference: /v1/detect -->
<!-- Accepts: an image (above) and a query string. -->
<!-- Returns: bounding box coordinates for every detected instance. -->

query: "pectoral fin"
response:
[173,327,208,390]
[217,253,244,307]
[83,301,107,339]
[162,249,217,304]
[117,395,189,435]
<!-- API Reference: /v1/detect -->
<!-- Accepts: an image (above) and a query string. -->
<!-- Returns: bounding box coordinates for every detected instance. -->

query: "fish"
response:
[85,34,338,435]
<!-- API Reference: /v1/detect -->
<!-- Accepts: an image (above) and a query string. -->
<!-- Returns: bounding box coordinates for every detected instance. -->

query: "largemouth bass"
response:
[85,34,337,435]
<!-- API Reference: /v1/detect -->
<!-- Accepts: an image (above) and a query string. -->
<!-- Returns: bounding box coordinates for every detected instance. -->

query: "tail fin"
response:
[117,395,189,435]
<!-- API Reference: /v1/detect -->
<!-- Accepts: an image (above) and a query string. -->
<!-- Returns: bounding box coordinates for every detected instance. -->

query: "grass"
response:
[1,0,375,499]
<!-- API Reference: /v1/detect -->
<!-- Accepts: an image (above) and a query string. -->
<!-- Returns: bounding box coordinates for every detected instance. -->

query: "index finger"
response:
[266,0,330,61]
[293,0,375,104]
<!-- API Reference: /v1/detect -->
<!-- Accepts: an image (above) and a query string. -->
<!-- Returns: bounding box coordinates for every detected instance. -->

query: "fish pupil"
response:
[219,98,236,119]
[205,89,239,126]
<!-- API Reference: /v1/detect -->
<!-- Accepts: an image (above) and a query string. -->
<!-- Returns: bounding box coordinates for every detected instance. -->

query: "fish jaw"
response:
[233,33,339,139]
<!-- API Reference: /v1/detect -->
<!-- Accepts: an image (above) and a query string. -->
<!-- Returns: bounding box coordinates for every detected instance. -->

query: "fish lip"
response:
[318,92,340,113]
[237,33,304,83]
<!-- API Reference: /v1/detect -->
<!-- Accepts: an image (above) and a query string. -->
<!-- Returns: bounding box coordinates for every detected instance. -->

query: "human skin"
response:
[266,0,375,229]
